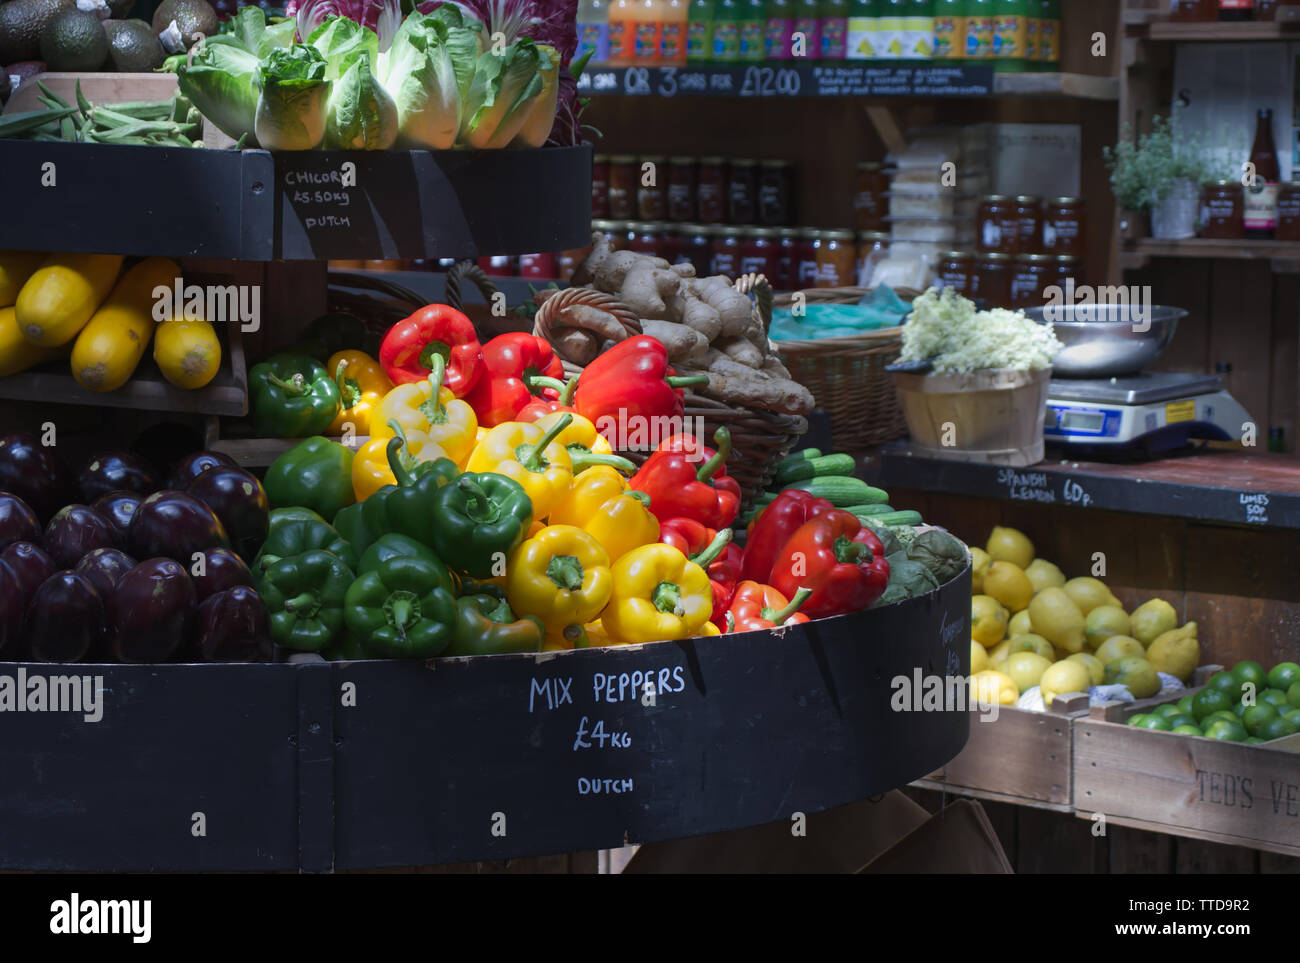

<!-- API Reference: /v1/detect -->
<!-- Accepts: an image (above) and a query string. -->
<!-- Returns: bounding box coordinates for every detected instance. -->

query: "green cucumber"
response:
[771,448,822,474]
[783,477,888,507]
[772,453,857,485]
[842,503,895,517]
[871,510,923,527]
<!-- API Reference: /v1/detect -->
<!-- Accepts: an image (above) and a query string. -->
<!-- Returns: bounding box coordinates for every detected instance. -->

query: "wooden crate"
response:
[1074,692,1300,858]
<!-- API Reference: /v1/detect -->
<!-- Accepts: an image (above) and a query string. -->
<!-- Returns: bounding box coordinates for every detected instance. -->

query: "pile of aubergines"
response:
[0,432,274,663]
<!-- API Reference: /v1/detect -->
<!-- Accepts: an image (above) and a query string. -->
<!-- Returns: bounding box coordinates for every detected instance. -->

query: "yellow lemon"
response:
[1063,577,1118,615]
[1041,659,1093,706]
[971,670,1019,706]
[969,547,991,594]
[1006,633,1054,661]
[986,526,1034,569]
[1024,557,1066,593]
[1104,657,1161,698]
[970,640,989,674]
[1130,598,1178,647]
[1005,651,1052,692]
[1084,605,1131,651]
[1027,587,1086,654]
[1067,652,1105,686]
[1095,635,1146,667]
[1147,624,1199,683]
[971,595,1008,647]
[983,560,1034,613]
[987,638,1012,670]
[1008,608,1033,636]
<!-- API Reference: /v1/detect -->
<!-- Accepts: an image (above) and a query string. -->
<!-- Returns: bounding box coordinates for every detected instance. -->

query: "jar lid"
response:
[798,227,822,239]
[627,221,656,231]
[591,219,617,230]
[641,154,667,162]
[822,229,856,241]
[1207,180,1242,188]
[608,154,638,163]
[593,154,611,163]
[1050,196,1083,204]
[1014,195,1043,204]
[856,161,885,170]
[1054,255,1081,263]
[858,231,891,241]
[940,250,973,259]
[720,226,749,237]
[752,227,782,238]
[981,194,1014,203]
[978,252,1013,262]
[777,227,801,238]
[669,156,696,164]
[730,158,758,167]
[1022,254,1055,263]
[700,155,727,164]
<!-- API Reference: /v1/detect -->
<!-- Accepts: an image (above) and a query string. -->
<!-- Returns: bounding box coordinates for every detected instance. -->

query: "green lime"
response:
[1172,724,1203,736]
[1261,688,1290,708]
[1266,661,1300,691]
[1127,713,1150,727]
[1288,681,1300,710]
[1203,710,1241,728]
[1176,694,1194,714]
[1283,708,1300,728]
[1208,670,1240,695]
[1232,700,1250,718]
[1232,660,1268,690]
[1153,703,1184,721]
[1244,736,1265,745]
[1257,716,1298,741]
[1204,719,1248,742]
[1242,703,1279,736]
[1135,715,1171,731]
[1166,713,1198,729]
[1191,687,1234,721]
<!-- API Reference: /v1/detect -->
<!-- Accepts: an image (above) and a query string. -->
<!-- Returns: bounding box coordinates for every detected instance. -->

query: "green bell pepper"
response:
[430,472,532,578]
[332,502,379,556]
[374,431,459,546]
[256,516,357,573]
[357,533,444,576]
[258,549,355,652]
[322,631,370,661]
[343,555,457,658]
[269,506,329,528]
[446,593,544,656]
[249,353,342,438]
[290,312,371,363]
[264,436,356,520]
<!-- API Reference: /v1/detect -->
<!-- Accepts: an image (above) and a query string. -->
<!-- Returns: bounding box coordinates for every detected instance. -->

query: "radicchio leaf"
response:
[416,0,577,66]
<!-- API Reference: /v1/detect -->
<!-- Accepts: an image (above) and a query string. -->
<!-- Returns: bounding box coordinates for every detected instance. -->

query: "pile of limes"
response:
[1127,661,1300,743]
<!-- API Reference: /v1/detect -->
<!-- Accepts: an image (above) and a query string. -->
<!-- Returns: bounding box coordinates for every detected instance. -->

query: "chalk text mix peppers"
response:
[378,304,483,395]
[770,510,890,619]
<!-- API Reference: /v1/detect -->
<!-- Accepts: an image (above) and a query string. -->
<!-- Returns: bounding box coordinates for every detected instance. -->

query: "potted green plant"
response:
[1104,115,1214,240]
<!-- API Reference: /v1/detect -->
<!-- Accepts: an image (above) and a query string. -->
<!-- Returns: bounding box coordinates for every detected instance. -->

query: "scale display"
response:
[1045,405,1122,438]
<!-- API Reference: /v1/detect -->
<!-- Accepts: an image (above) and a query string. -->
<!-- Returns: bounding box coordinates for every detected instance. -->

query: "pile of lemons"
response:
[969,526,1199,708]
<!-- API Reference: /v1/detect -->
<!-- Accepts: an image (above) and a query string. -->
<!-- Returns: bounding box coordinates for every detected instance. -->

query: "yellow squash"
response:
[154,318,221,389]
[0,306,67,376]
[0,251,48,308]
[71,257,180,392]
[16,253,124,347]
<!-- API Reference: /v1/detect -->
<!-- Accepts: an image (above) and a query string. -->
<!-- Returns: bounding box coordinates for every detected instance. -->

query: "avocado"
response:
[103,18,164,71]
[39,7,108,71]
[0,0,73,65]
[151,0,217,51]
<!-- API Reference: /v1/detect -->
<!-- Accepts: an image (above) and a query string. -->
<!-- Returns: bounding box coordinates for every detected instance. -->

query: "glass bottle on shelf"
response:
[766,0,795,59]
[1036,0,1059,69]
[792,0,821,59]
[609,0,635,65]
[633,0,665,65]
[875,0,903,60]
[1245,108,1280,239]
[577,0,612,66]
[820,0,850,59]
[846,0,879,61]
[713,0,743,61]
[934,0,965,60]
[993,0,1028,71]
[687,0,715,62]
[903,0,935,60]
[661,0,688,63]
[738,0,767,61]
[1218,0,1255,20]
[963,0,993,61]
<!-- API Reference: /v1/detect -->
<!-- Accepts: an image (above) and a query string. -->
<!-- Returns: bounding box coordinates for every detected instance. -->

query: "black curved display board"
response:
[0,569,969,872]
[0,142,593,261]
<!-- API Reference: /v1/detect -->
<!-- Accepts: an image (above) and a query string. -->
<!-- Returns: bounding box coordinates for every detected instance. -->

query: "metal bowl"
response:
[1024,304,1185,378]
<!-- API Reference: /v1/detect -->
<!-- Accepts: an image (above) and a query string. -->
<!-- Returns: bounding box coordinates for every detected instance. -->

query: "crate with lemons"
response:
[968,525,1202,713]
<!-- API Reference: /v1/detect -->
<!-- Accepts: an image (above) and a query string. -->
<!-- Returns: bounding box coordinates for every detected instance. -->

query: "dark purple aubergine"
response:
[191,586,272,662]
[168,451,237,490]
[77,451,158,503]
[1,541,57,601]
[185,465,268,562]
[191,547,254,602]
[0,559,25,659]
[108,557,197,663]
[74,547,138,600]
[43,504,118,568]
[127,490,230,563]
[0,492,41,550]
[0,432,75,522]
[91,490,143,544]
[24,571,103,663]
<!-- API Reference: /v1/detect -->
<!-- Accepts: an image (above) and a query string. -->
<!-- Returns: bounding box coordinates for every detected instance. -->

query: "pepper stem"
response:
[689,527,733,568]
[833,534,870,565]
[385,418,418,486]
[419,340,450,375]
[725,611,735,634]
[268,372,308,396]
[563,623,591,648]
[569,450,636,475]
[557,376,577,406]
[457,475,499,523]
[419,355,449,425]
[284,592,317,616]
[697,427,732,484]
[524,374,569,397]
[763,587,812,625]
[666,374,709,388]
[651,580,684,616]
[334,360,360,410]
[384,590,421,640]
[624,489,651,507]
[518,413,573,472]
[547,553,585,591]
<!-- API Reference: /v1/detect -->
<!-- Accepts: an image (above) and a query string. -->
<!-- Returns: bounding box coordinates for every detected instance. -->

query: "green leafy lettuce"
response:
[460,37,543,150]
[255,45,332,151]
[511,42,556,148]
[381,12,479,149]
[325,51,398,149]
[309,15,381,80]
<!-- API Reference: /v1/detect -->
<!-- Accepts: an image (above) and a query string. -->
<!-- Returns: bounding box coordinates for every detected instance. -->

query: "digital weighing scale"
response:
[1044,372,1254,456]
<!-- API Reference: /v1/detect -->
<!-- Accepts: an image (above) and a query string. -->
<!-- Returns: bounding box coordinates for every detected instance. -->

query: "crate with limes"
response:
[1126,661,1300,744]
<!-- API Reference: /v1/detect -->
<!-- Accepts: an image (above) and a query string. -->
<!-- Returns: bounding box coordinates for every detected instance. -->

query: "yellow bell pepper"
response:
[370,355,477,468]
[544,618,612,651]
[351,419,450,502]
[549,465,659,563]
[467,413,575,520]
[506,525,612,638]
[601,543,713,645]
[327,350,392,436]
[530,411,632,472]
[699,621,721,637]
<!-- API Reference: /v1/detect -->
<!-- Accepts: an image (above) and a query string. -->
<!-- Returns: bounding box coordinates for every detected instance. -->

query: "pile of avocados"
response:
[0,0,216,78]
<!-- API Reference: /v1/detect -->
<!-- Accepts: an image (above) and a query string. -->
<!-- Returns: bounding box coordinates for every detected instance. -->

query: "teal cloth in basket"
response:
[769,285,912,341]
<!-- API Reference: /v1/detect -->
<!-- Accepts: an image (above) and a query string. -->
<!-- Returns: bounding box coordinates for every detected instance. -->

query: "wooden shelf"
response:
[1143,18,1300,41]
[1120,237,1300,272]
[992,72,1120,100]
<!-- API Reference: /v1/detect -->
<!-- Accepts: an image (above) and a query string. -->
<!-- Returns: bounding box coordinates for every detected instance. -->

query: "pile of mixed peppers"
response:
[249,304,895,659]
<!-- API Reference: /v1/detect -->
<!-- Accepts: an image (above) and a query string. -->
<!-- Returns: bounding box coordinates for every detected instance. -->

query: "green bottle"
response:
[820,0,848,60]
[846,0,877,61]
[687,0,715,63]
[992,0,1028,71]
[738,0,767,62]
[714,0,742,61]
[903,0,934,60]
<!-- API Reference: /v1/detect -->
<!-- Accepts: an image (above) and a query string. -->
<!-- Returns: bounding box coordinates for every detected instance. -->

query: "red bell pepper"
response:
[659,517,715,556]
[516,376,578,422]
[630,427,741,529]
[688,528,739,630]
[727,581,812,632]
[770,510,890,619]
[462,333,568,427]
[573,336,708,444]
[740,489,835,585]
[379,304,483,396]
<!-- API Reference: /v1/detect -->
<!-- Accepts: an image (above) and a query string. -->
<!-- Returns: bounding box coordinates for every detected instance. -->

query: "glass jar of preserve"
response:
[971,252,1012,307]
[592,154,611,218]
[668,156,697,222]
[936,250,974,297]
[681,224,715,275]
[1015,195,1044,253]
[854,161,889,232]
[712,226,745,277]
[697,156,727,224]
[1042,196,1084,256]
[638,155,668,220]
[814,229,857,288]
[1046,255,1081,294]
[977,195,1019,254]
[477,255,516,277]
[1201,181,1244,240]
[1010,254,1053,309]
[740,227,783,280]
[775,228,800,290]
[728,159,758,224]
[856,231,890,288]
[796,227,820,288]
[607,155,638,220]
[1171,0,1216,20]
[759,160,794,226]
[1274,182,1300,241]
[592,218,618,249]
[518,252,557,279]
[556,245,591,282]
[628,222,668,257]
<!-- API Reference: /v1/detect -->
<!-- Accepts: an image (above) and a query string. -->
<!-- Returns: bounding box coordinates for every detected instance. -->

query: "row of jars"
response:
[976,195,1085,257]
[594,155,797,227]
[1202,180,1300,241]
[937,251,1084,310]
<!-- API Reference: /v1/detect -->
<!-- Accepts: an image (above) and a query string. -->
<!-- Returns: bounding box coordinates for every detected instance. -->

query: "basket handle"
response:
[444,260,500,313]
[532,288,643,366]
[735,272,774,336]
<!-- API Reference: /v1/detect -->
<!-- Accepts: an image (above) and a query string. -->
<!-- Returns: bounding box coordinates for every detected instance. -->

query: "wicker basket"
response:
[769,285,917,454]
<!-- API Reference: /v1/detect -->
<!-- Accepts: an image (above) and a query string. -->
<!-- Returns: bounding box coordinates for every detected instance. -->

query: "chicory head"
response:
[382,12,479,148]
[255,45,333,151]
[325,51,398,149]
[210,5,298,58]
[309,14,381,79]
[417,0,576,65]
[290,0,403,51]
[460,36,543,150]
[511,43,556,148]
[176,42,263,143]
